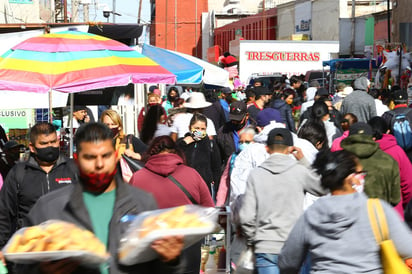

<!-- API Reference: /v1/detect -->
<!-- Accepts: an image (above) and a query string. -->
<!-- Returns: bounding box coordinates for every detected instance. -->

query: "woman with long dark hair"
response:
[140,104,171,145]
[279,150,412,273]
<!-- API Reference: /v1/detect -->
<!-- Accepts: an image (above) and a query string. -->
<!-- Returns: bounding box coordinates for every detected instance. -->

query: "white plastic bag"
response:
[118,205,219,265]
[235,246,255,274]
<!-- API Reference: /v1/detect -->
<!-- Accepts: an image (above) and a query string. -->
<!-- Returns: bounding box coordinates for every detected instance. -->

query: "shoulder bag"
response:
[167,175,198,205]
[367,198,410,274]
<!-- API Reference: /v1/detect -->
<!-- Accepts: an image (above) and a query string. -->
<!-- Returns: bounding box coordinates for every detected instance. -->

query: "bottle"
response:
[205,237,217,274]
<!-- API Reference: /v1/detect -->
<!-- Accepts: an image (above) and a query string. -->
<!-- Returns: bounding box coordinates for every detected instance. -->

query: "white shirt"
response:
[171,113,216,138]
[154,123,172,138]
[375,99,389,116]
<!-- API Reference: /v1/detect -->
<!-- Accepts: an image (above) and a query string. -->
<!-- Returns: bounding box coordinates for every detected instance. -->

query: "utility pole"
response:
[113,0,116,23]
[64,0,68,23]
[350,0,356,57]
[72,0,79,22]
[262,0,267,40]
[83,3,89,22]
[137,0,143,24]
[387,0,391,43]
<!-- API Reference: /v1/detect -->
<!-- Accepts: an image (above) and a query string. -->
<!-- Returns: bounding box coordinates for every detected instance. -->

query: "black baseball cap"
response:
[267,128,293,146]
[229,101,247,122]
[349,122,373,136]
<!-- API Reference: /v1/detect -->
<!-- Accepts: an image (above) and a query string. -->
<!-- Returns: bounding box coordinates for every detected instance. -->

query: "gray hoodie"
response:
[238,153,324,254]
[341,77,377,123]
[279,193,412,273]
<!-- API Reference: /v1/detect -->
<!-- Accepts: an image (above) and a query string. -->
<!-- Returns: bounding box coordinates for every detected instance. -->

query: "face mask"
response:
[352,172,366,193]
[232,120,246,131]
[79,168,117,193]
[110,127,120,137]
[191,129,206,141]
[34,146,59,163]
[238,143,250,152]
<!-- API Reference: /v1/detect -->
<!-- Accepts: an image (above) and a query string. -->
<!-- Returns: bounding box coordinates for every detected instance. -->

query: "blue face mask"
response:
[238,143,250,152]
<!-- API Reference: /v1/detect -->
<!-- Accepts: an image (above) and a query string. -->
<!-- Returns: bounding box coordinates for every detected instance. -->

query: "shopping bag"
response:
[120,155,143,183]
[234,246,255,274]
[367,199,410,274]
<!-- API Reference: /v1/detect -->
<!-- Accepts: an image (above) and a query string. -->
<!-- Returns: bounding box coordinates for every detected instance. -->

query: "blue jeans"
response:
[255,253,279,274]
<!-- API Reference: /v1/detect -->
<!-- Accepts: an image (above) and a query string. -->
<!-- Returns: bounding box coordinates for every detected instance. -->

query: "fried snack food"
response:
[137,205,210,238]
[6,221,108,258]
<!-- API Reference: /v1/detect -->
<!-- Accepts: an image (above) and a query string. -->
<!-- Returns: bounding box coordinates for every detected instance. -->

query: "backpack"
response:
[390,109,412,150]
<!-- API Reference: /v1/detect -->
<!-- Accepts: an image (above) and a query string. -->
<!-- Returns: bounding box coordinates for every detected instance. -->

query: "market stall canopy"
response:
[142,44,203,85]
[323,58,379,72]
[0,30,176,93]
[140,44,230,87]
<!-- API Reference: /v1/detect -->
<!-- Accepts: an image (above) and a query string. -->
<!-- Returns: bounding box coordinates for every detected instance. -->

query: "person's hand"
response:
[83,115,90,123]
[39,259,80,274]
[151,235,184,263]
[124,149,141,160]
[183,136,194,144]
[0,251,5,265]
[289,146,304,161]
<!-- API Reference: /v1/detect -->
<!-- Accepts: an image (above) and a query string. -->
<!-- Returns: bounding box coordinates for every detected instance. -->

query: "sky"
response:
[72,0,151,24]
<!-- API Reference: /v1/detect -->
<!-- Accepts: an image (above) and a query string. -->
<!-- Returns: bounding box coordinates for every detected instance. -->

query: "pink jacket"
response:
[377,134,412,217]
[331,130,349,152]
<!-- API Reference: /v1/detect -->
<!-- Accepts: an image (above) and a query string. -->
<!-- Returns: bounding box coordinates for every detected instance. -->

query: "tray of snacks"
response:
[3,220,109,266]
[118,205,219,265]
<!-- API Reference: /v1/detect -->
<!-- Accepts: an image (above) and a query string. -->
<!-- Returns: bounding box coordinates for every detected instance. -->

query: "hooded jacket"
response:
[271,99,296,132]
[238,153,324,254]
[341,77,377,123]
[279,193,412,274]
[0,155,77,248]
[341,134,400,205]
[129,153,214,208]
[376,134,412,209]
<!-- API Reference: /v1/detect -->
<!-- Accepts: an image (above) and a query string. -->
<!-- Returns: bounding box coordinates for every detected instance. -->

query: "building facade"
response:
[149,0,208,58]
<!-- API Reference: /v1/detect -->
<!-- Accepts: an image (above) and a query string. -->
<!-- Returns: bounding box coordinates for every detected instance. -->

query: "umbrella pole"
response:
[69,93,74,158]
[48,89,53,122]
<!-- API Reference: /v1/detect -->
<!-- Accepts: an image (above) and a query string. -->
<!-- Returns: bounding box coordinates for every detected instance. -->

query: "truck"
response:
[238,40,339,86]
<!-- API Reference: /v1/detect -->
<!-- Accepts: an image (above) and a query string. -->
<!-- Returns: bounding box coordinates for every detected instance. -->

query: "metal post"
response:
[350,0,356,57]
[387,0,391,43]
[113,0,116,23]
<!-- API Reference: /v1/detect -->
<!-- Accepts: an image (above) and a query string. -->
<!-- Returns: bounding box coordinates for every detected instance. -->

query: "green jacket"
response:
[341,134,400,205]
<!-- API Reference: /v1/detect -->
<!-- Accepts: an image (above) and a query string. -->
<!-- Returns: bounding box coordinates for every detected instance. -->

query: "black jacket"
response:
[0,155,77,248]
[20,175,182,274]
[176,135,221,191]
[272,99,296,133]
[203,101,227,132]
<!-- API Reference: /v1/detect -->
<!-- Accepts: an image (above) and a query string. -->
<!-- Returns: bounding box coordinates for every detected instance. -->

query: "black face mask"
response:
[34,146,59,163]
[232,120,246,131]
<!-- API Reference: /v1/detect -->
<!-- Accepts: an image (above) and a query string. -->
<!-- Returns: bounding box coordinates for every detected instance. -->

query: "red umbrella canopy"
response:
[0,30,176,93]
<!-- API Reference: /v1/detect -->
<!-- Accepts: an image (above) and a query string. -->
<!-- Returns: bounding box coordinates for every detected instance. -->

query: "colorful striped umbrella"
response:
[0,30,176,93]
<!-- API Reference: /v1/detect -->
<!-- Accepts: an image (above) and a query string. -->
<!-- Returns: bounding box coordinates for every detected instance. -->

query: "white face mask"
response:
[352,172,366,193]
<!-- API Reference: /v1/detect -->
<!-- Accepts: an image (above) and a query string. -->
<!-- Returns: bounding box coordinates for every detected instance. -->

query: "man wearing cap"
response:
[247,86,272,123]
[66,105,89,129]
[170,92,217,140]
[341,122,400,206]
[216,101,252,165]
[238,128,324,274]
[381,86,412,161]
[0,122,77,267]
[0,141,24,179]
[341,76,376,123]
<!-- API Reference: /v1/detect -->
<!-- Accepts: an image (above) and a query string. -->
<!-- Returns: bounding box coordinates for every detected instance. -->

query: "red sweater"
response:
[129,153,214,208]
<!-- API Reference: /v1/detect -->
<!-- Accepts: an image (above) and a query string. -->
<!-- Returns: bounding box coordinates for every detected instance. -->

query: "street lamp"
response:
[102,7,121,23]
